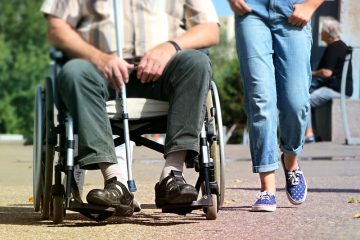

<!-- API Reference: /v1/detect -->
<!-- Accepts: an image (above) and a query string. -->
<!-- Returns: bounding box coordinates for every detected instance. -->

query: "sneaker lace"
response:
[256,192,272,200]
[287,169,302,186]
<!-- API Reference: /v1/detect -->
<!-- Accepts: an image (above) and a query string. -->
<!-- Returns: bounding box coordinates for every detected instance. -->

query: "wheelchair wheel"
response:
[209,81,225,207]
[42,78,56,220]
[33,85,45,212]
[205,194,218,220]
[51,194,65,224]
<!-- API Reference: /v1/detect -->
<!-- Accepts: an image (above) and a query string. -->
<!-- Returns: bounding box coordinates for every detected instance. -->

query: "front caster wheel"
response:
[204,194,218,220]
[52,195,65,224]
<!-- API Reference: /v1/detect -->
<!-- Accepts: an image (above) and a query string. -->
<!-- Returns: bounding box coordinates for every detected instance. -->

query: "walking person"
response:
[228,0,324,211]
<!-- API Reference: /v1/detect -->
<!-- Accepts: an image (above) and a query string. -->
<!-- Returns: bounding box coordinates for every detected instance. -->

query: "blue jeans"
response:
[307,86,341,129]
[235,0,312,173]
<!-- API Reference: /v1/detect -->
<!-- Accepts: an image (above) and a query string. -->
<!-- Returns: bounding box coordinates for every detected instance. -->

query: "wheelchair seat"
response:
[107,98,169,120]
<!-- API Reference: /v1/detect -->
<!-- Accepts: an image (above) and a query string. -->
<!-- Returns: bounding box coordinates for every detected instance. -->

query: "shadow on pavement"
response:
[227,187,360,193]
[46,211,202,227]
[140,203,157,209]
[220,206,296,212]
[0,205,45,226]
[219,206,251,212]
[0,203,204,227]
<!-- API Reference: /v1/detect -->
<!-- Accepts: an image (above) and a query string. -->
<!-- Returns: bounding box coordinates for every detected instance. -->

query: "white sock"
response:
[99,138,135,191]
[99,162,128,190]
[159,150,186,182]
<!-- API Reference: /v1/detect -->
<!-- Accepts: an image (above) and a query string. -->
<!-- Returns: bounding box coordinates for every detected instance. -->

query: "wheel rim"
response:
[42,77,56,220]
[210,81,225,207]
[33,86,44,211]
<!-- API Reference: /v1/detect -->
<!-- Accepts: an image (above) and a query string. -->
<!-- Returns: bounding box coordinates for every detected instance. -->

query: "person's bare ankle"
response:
[259,171,276,194]
[283,154,298,171]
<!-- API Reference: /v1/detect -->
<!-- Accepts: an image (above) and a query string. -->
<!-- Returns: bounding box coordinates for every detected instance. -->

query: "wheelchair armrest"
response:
[49,48,68,65]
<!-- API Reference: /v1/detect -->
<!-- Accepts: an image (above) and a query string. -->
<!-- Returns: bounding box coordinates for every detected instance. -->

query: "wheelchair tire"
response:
[42,78,56,220]
[209,81,226,207]
[33,85,45,212]
[52,195,65,224]
[205,194,218,220]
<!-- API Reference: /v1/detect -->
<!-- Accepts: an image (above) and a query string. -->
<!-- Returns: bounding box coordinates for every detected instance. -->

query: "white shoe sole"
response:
[251,204,276,212]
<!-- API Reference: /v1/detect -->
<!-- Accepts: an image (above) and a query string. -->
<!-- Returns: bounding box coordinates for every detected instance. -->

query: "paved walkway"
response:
[224,141,360,161]
[0,141,359,239]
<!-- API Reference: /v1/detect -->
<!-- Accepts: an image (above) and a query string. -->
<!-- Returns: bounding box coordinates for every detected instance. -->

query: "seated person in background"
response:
[305,17,353,143]
[40,0,219,216]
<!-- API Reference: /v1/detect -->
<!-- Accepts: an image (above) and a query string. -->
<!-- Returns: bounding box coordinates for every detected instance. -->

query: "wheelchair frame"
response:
[33,53,225,224]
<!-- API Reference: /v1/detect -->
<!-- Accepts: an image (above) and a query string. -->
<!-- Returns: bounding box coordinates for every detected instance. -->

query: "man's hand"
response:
[96,53,134,91]
[288,0,324,27]
[134,22,218,83]
[137,42,177,83]
[228,0,252,16]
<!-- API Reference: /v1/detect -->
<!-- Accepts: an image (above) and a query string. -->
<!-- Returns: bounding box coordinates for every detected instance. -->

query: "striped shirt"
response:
[40,0,219,59]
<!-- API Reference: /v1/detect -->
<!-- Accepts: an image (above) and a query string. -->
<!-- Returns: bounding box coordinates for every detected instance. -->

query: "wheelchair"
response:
[33,49,226,224]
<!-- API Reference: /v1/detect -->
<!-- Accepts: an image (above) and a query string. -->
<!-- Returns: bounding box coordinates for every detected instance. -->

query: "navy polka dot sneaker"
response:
[281,154,307,205]
[251,191,276,212]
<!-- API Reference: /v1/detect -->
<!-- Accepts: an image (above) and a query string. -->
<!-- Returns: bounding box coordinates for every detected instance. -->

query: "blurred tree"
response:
[0,0,48,140]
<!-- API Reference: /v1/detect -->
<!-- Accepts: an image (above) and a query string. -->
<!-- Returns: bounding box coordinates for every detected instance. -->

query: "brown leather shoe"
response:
[155,170,198,208]
[86,177,134,217]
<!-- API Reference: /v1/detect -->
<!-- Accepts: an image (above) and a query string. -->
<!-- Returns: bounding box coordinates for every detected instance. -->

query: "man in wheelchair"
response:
[40,0,219,216]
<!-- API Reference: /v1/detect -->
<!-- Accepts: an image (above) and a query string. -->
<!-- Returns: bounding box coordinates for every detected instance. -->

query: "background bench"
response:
[314,98,360,143]
[314,47,360,144]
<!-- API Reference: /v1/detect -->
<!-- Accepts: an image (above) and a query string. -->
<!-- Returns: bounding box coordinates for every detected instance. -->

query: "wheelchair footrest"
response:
[161,195,213,215]
[68,197,115,222]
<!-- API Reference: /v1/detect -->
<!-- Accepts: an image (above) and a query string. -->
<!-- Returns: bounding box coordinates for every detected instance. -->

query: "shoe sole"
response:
[87,195,134,217]
[156,192,198,208]
[251,204,276,212]
[114,205,134,217]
